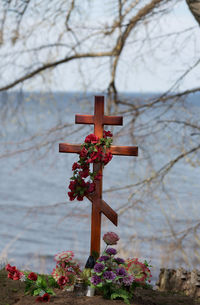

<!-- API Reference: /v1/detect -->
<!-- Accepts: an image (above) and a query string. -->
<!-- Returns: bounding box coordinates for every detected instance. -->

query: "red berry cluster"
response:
[68,130,113,201]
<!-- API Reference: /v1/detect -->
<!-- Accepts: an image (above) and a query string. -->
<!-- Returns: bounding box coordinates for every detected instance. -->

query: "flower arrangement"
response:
[51,250,81,290]
[68,130,113,201]
[5,264,57,302]
[89,232,152,305]
[5,233,152,304]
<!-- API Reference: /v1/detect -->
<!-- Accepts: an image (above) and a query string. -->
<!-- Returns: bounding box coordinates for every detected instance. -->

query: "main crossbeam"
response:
[59,143,138,156]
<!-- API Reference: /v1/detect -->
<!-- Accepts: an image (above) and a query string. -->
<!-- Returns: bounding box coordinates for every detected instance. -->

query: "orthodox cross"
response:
[59,96,138,256]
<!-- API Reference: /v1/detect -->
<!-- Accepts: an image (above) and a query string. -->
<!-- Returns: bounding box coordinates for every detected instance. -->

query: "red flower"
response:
[36,293,50,302]
[103,152,112,165]
[72,162,80,171]
[85,134,99,144]
[28,272,38,281]
[13,270,22,280]
[42,293,50,302]
[77,195,84,201]
[80,168,89,178]
[5,264,16,273]
[68,191,76,201]
[79,178,86,187]
[80,147,88,158]
[58,275,68,286]
[88,182,95,193]
[69,180,77,191]
[8,273,13,279]
[5,264,23,280]
[103,130,113,138]
[87,148,102,163]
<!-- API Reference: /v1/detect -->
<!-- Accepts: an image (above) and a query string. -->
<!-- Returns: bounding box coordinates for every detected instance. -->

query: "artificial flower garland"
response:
[68,130,113,201]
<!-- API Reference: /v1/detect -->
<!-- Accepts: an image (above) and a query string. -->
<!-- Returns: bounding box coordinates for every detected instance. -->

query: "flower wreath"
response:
[68,130,113,201]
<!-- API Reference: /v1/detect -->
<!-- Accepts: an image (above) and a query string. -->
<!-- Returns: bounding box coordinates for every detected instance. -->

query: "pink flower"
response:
[85,134,99,144]
[55,251,74,263]
[103,232,119,245]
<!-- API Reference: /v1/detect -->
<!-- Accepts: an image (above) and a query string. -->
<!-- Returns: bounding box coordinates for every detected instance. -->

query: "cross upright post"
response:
[59,96,138,256]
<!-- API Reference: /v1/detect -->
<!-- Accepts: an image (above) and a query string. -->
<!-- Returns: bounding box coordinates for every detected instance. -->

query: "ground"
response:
[1,269,200,305]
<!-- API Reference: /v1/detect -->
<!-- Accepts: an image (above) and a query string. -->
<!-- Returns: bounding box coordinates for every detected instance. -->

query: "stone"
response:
[156,268,200,298]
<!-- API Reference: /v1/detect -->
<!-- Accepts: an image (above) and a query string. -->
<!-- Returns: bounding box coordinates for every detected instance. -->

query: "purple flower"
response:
[105,248,117,256]
[123,275,134,286]
[115,257,125,264]
[94,263,105,273]
[116,267,127,277]
[103,271,116,281]
[98,256,110,262]
[91,275,102,285]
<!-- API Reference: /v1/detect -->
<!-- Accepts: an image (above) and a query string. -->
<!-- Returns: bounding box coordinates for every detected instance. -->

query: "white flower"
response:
[19,274,26,282]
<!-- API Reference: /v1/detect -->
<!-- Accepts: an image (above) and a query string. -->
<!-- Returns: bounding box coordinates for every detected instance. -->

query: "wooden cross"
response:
[59,96,138,256]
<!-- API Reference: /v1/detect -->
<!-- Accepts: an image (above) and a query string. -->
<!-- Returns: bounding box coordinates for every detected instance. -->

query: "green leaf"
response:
[111,289,131,305]
[105,279,112,284]
[48,276,59,288]
[96,272,103,276]
[46,288,56,296]
[36,275,47,289]
[33,288,42,296]
[24,281,32,294]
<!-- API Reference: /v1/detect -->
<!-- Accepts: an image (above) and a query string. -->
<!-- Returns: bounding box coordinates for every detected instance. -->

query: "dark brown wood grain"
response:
[59,143,81,153]
[110,146,138,156]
